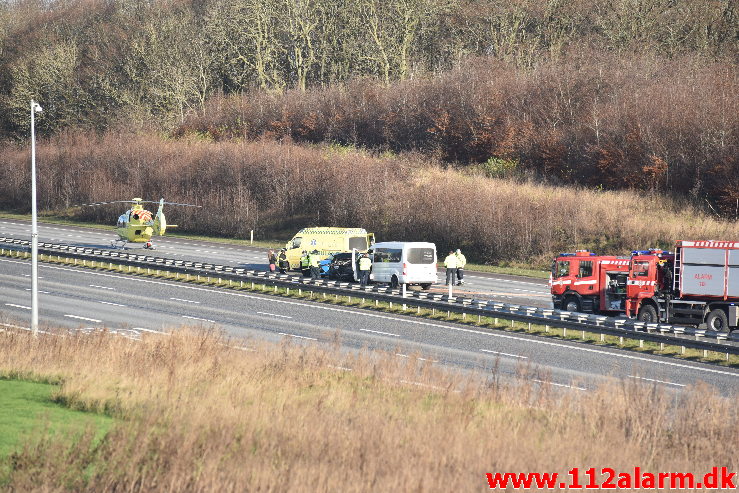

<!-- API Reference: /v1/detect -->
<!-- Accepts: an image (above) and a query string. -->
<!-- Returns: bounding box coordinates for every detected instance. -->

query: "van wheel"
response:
[564,297,581,312]
[637,305,658,323]
[706,308,729,333]
[420,283,431,290]
[390,276,399,289]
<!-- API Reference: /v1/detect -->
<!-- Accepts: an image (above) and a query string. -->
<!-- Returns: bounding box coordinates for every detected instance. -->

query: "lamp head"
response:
[32,101,42,113]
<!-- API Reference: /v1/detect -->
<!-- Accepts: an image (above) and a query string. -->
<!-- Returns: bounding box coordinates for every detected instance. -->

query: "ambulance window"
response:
[291,237,302,249]
[578,261,593,278]
[556,260,570,278]
[633,261,649,277]
[348,236,367,251]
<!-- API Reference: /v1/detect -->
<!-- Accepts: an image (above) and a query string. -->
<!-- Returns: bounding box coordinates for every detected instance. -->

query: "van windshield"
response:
[348,236,367,250]
[291,237,302,249]
[407,248,435,264]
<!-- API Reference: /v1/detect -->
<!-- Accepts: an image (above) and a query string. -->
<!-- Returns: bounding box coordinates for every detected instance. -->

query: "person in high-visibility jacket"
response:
[358,253,372,287]
[455,248,467,286]
[309,250,321,280]
[300,250,310,276]
[443,250,458,286]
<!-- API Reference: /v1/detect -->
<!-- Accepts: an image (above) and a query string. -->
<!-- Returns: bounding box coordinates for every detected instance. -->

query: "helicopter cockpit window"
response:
[117,214,127,228]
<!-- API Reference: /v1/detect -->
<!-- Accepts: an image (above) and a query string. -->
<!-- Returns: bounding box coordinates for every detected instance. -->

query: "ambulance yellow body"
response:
[283,227,375,271]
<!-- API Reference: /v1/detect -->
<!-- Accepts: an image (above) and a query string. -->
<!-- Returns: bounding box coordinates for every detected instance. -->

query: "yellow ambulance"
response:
[283,227,375,271]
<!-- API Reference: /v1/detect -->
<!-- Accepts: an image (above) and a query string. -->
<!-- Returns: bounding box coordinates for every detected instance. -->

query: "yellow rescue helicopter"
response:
[80,198,200,249]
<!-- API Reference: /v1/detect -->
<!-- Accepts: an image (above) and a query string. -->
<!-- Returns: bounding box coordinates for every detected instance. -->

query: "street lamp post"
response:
[30,100,42,336]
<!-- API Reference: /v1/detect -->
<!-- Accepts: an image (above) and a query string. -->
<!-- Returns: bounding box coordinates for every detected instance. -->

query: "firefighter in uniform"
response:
[358,253,372,287]
[309,250,321,280]
[455,248,466,285]
[278,248,288,274]
[443,250,458,286]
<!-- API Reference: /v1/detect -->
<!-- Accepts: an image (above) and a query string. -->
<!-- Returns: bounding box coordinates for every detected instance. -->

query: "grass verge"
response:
[0,327,736,491]
[0,379,113,461]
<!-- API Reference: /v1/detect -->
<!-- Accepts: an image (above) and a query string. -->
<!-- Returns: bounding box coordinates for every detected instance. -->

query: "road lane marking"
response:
[360,328,400,337]
[182,315,216,323]
[64,314,102,323]
[256,311,292,319]
[23,275,43,278]
[90,284,114,290]
[170,297,200,304]
[278,332,317,341]
[628,375,685,387]
[98,301,126,307]
[481,349,528,359]
[25,289,50,294]
[4,258,737,380]
[396,353,438,362]
[533,379,587,391]
[5,303,31,310]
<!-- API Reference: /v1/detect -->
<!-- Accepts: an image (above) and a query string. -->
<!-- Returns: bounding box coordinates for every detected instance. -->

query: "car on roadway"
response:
[326,252,356,281]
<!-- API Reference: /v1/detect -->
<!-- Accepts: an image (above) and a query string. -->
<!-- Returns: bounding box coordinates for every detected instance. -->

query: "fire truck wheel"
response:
[564,297,581,312]
[706,308,729,333]
[637,305,658,323]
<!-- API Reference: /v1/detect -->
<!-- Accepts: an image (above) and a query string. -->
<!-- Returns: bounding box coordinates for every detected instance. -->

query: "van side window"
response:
[556,260,570,278]
[348,236,367,251]
[578,261,593,278]
[407,248,434,264]
[292,237,302,249]
[374,248,401,262]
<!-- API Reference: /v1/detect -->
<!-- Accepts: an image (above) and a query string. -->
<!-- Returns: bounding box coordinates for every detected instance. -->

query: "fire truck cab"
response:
[550,250,630,314]
[624,249,674,320]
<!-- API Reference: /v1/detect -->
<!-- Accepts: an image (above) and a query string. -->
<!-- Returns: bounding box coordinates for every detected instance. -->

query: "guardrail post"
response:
[619,336,623,346]
[563,327,567,338]
[545,325,549,333]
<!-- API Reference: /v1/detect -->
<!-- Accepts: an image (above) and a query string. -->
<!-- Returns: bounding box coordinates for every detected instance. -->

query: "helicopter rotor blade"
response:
[136,200,201,208]
[72,200,136,207]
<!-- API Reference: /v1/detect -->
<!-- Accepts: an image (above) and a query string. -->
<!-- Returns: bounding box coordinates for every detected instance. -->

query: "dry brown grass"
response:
[0,133,737,266]
[0,328,736,492]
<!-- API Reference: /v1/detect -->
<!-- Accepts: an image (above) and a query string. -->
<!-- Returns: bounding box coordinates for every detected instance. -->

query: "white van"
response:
[369,241,437,289]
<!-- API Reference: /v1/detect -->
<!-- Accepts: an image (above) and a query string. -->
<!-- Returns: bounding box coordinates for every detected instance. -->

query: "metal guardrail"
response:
[2,236,738,355]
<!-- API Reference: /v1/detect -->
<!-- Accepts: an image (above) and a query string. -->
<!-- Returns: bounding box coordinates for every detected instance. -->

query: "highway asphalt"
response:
[1,255,737,396]
[0,219,553,307]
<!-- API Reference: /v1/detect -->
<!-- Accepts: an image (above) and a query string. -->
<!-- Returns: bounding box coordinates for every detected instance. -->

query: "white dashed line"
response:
[360,328,400,337]
[278,332,317,341]
[89,284,114,290]
[481,349,528,359]
[170,297,200,304]
[256,311,293,319]
[5,303,31,310]
[98,301,126,307]
[396,353,438,362]
[181,315,216,323]
[532,379,587,391]
[628,375,686,387]
[24,289,50,294]
[64,314,102,323]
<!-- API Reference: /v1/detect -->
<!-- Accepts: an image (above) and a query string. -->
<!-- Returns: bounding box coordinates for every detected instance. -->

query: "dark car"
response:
[327,253,356,281]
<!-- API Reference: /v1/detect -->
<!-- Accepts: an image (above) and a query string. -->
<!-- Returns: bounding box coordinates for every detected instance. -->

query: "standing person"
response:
[443,250,458,286]
[455,248,466,285]
[267,249,277,273]
[300,250,310,276]
[358,253,372,287]
[309,250,321,280]
[278,248,288,274]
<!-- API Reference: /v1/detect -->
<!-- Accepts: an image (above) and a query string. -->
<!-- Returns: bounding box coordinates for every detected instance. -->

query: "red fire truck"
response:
[625,241,739,332]
[550,251,630,314]
[550,242,739,332]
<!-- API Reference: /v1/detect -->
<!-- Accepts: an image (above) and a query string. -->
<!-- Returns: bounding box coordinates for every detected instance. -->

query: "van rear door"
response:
[405,247,436,282]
